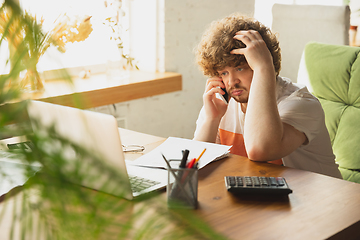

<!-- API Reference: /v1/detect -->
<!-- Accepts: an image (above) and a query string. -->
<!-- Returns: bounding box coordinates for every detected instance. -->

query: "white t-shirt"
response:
[195,76,342,179]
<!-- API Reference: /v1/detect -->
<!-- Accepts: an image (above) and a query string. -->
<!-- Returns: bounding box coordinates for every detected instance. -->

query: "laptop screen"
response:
[27,100,134,199]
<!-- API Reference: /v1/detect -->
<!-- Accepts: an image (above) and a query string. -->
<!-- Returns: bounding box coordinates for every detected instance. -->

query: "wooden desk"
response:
[196,155,360,240]
[120,129,360,240]
[6,71,182,109]
[1,129,360,240]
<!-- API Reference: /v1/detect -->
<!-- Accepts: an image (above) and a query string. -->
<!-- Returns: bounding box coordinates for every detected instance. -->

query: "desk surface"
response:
[196,155,360,240]
[1,129,360,240]
[120,129,360,240]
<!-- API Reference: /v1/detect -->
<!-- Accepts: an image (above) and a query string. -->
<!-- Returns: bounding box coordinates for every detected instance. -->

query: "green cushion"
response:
[304,42,360,183]
[339,167,360,183]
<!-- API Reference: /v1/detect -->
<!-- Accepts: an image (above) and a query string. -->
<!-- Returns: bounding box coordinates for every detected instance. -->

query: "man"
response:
[193,13,342,178]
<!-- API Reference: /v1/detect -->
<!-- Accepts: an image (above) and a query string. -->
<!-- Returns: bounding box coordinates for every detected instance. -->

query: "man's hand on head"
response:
[230,30,275,76]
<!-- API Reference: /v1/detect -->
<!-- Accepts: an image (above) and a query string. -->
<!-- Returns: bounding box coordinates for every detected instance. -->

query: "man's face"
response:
[217,63,253,103]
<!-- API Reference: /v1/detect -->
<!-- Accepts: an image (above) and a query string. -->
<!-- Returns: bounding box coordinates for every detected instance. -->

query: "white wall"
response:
[255,0,344,28]
[100,0,255,139]
[272,4,349,82]
[254,0,346,82]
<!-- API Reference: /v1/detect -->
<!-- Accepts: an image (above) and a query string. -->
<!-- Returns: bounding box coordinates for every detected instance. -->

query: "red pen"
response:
[182,158,196,182]
[186,158,196,169]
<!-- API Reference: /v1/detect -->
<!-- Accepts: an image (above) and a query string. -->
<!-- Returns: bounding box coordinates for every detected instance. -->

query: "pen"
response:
[193,148,206,167]
[180,149,189,168]
[186,158,196,169]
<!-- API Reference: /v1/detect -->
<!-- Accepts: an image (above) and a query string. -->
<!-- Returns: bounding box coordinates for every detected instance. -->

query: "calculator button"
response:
[228,176,236,186]
[259,177,269,186]
[276,177,285,186]
[269,177,278,186]
[244,177,253,186]
[252,177,261,186]
[236,177,243,186]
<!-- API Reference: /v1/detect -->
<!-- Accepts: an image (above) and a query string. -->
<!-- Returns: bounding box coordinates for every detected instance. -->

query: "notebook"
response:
[26,100,169,200]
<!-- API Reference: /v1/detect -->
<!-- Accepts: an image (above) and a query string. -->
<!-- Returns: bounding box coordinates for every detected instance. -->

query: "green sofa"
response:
[297,42,360,183]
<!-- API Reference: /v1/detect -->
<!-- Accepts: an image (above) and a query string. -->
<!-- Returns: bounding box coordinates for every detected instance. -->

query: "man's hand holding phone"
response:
[203,76,228,122]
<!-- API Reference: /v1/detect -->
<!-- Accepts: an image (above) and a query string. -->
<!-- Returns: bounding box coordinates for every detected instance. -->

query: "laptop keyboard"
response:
[129,175,160,193]
[8,142,161,194]
[7,141,34,152]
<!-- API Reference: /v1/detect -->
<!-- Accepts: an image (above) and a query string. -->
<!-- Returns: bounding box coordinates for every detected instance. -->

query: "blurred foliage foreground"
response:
[0,1,227,239]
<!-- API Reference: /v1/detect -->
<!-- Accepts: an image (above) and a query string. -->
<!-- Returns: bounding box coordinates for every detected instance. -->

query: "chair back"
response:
[297,42,360,183]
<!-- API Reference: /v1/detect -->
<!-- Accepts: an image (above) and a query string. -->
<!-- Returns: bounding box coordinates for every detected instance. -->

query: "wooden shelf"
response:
[7,70,182,109]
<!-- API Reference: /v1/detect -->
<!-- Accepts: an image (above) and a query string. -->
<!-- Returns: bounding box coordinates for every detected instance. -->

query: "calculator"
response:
[224,176,293,195]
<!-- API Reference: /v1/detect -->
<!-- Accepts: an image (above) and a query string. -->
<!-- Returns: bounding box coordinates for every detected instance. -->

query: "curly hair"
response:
[195,13,281,77]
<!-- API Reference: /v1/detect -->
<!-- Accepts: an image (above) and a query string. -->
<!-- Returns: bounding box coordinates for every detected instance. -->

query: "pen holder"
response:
[167,167,198,209]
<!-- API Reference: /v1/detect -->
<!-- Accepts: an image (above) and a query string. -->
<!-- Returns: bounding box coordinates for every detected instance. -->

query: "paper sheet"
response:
[126,137,232,169]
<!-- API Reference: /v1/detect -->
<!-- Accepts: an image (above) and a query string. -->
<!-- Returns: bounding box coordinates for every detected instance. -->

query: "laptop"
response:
[26,100,169,200]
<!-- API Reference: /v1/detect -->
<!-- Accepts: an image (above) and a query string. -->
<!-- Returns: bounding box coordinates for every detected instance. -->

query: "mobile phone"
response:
[220,87,229,103]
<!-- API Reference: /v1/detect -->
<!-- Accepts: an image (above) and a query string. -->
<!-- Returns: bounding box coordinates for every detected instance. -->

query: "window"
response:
[0,0,130,75]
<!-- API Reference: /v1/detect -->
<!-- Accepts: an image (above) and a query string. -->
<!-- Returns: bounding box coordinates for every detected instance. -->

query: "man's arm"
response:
[193,77,228,143]
[231,30,307,161]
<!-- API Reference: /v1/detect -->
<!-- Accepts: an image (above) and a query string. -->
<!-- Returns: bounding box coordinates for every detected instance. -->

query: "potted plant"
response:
[0,4,93,92]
